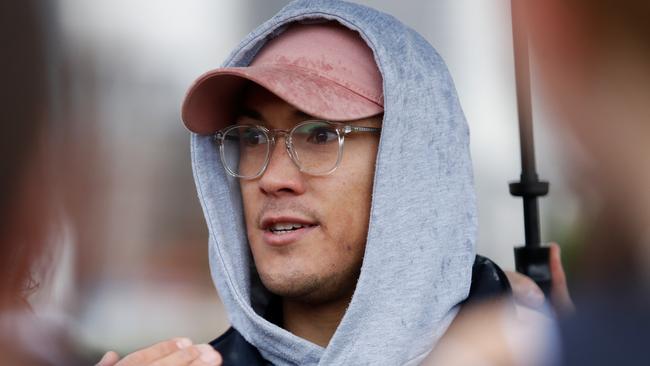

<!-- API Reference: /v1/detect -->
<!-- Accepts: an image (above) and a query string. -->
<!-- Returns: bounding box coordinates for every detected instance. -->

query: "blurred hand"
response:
[505,242,575,314]
[96,338,222,366]
[423,244,575,365]
[423,298,553,366]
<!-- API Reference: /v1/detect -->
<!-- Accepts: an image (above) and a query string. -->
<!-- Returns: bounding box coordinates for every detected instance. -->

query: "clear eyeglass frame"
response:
[212,119,381,180]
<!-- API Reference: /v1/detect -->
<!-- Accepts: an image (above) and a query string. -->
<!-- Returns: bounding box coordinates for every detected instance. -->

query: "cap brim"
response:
[181,65,383,135]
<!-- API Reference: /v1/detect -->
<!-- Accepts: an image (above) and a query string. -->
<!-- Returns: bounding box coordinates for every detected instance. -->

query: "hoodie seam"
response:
[191,137,257,334]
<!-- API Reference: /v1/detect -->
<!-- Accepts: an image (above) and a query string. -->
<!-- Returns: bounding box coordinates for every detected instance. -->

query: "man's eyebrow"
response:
[236,106,264,121]
[236,106,314,121]
[235,106,315,123]
[294,110,313,120]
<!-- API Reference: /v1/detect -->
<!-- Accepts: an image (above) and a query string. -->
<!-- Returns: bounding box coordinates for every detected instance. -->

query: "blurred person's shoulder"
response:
[559,288,650,366]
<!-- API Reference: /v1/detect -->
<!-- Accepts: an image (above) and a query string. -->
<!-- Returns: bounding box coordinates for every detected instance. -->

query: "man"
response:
[99,1,570,365]
[182,2,486,363]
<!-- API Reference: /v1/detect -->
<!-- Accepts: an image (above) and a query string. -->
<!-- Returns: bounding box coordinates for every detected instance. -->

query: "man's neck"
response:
[282,295,350,347]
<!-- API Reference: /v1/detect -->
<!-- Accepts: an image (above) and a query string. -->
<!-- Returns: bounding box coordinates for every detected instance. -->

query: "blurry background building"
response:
[36,0,581,357]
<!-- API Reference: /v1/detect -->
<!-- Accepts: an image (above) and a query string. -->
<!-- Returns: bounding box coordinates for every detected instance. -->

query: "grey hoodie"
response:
[189,1,476,365]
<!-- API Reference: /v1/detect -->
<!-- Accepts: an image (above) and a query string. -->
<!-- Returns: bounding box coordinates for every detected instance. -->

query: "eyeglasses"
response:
[213,120,381,179]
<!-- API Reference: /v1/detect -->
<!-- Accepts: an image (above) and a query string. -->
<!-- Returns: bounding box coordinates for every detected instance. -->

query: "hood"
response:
[189,1,476,364]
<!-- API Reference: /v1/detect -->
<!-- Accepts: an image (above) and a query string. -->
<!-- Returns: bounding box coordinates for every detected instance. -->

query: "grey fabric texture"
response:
[189,0,477,364]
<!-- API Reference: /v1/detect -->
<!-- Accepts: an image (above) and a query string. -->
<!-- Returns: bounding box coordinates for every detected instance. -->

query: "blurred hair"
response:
[557,0,650,284]
[0,0,50,309]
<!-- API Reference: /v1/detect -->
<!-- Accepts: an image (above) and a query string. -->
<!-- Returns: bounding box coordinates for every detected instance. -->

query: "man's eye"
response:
[306,128,337,145]
[242,129,266,146]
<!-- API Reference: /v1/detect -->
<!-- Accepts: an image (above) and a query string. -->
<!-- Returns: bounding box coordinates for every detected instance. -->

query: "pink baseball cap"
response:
[181,22,384,135]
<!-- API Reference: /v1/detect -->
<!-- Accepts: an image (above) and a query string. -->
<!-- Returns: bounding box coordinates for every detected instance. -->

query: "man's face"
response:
[237,84,381,304]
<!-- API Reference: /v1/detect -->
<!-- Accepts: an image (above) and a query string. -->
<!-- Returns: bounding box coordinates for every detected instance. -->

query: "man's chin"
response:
[259,270,321,299]
[258,268,358,305]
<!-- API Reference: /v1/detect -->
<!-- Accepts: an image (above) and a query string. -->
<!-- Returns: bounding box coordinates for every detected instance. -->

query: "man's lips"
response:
[259,215,319,246]
[260,215,318,230]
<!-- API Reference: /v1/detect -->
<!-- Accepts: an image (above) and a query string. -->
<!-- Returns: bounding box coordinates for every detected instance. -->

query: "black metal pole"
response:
[509,0,552,295]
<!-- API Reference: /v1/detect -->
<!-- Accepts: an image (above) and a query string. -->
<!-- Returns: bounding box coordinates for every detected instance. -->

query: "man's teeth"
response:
[269,223,309,234]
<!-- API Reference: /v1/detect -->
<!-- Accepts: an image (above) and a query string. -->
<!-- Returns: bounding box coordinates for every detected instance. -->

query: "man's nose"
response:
[258,136,306,196]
